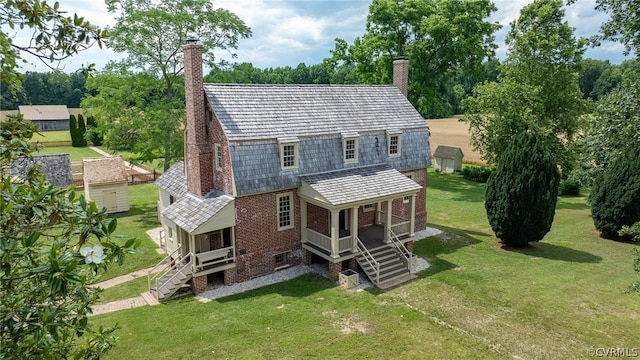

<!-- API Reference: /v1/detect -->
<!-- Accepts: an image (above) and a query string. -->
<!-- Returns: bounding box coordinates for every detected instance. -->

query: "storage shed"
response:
[83,156,130,214]
[18,105,70,131]
[434,145,463,173]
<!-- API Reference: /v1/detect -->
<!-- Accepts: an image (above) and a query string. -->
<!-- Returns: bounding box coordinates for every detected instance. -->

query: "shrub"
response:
[558,179,580,196]
[461,165,493,183]
[485,132,560,247]
[86,116,103,146]
[589,152,640,238]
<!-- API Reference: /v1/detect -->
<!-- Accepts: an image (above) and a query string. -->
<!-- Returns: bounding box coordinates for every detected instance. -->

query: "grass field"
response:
[92,170,640,359]
[30,130,71,143]
[33,145,102,161]
[427,116,485,165]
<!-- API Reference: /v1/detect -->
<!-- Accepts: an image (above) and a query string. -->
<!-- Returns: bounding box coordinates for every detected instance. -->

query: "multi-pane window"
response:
[389,135,400,156]
[277,193,294,230]
[363,203,375,212]
[278,137,299,170]
[404,173,414,203]
[282,145,296,168]
[215,144,222,170]
[275,252,288,265]
[345,139,356,160]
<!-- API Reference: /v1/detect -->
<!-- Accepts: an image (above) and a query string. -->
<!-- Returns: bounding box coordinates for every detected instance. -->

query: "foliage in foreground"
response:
[619,222,640,292]
[0,116,137,359]
[485,132,560,247]
[590,152,640,238]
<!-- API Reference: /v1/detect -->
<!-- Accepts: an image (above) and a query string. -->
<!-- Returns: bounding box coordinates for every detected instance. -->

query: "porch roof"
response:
[162,190,234,234]
[299,164,421,208]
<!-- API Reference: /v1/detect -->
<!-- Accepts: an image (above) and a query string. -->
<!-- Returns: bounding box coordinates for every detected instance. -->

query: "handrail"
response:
[153,259,191,300]
[357,238,380,285]
[148,244,182,296]
[388,229,414,271]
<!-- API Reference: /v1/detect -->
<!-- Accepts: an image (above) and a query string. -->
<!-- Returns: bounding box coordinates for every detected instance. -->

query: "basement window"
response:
[274,252,289,267]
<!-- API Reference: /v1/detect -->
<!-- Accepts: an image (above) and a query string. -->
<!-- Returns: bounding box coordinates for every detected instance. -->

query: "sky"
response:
[8,0,632,74]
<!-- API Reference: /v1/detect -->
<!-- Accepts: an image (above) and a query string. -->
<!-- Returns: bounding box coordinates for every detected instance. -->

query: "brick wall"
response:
[208,109,235,195]
[184,43,214,196]
[231,190,303,282]
[307,202,329,235]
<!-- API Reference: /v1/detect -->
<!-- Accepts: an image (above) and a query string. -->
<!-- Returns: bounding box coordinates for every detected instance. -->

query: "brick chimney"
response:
[183,40,214,196]
[393,57,409,98]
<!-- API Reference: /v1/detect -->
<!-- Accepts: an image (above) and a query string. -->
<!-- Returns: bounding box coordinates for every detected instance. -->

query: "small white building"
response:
[434,145,463,173]
[83,156,130,214]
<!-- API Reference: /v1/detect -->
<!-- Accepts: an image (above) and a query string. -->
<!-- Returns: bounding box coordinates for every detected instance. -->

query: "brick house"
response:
[151,43,431,300]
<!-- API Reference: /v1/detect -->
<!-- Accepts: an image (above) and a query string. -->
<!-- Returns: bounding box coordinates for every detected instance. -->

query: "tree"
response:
[1,115,137,358]
[1,3,133,357]
[1,0,106,97]
[86,116,103,146]
[91,0,251,171]
[589,152,640,239]
[584,81,640,168]
[485,132,560,247]
[83,71,184,168]
[324,0,500,118]
[592,0,640,56]
[463,0,587,172]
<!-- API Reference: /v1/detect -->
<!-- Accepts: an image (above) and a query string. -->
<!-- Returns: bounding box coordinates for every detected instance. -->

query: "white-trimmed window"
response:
[278,137,299,170]
[388,131,402,157]
[404,173,414,203]
[277,192,294,230]
[215,143,222,170]
[342,133,359,163]
[274,252,289,267]
[363,203,375,212]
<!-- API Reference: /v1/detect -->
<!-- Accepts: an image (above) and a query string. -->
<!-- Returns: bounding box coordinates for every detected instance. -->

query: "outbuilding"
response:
[434,145,463,173]
[83,156,130,214]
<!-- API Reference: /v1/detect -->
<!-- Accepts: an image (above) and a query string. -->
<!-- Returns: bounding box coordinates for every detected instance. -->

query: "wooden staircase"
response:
[356,244,416,290]
[148,246,193,302]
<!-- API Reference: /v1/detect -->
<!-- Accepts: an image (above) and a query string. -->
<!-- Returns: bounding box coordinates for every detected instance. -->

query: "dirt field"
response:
[426,116,485,165]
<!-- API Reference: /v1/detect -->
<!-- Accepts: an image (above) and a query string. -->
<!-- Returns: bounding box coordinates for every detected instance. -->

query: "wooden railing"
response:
[388,229,416,272]
[148,245,183,300]
[357,238,380,285]
[379,212,411,237]
[305,228,353,256]
[193,247,234,272]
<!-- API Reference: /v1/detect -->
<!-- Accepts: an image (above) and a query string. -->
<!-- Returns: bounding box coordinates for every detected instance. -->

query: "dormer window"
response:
[278,137,299,170]
[387,130,402,157]
[342,132,359,163]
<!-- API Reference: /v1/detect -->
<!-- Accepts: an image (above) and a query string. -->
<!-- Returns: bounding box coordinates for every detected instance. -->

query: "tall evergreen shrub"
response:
[68,114,78,145]
[85,116,103,146]
[590,152,640,238]
[73,114,87,147]
[485,132,560,247]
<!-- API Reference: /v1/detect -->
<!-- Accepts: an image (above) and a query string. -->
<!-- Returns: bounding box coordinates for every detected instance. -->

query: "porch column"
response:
[409,194,416,237]
[330,209,339,258]
[300,199,308,243]
[384,200,392,244]
[351,206,358,253]
[189,234,196,271]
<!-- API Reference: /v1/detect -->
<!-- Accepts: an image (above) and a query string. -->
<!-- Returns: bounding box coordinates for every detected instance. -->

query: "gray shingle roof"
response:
[83,156,128,184]
[10,154,72,187]
[162,190,233,233]
[155,161,187,197]
[301,164,421,207]
[434,145,463,159]
[204,84,428,141]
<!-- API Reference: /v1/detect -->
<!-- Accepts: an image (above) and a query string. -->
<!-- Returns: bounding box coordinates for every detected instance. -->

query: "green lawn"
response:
[92,170,640,359]
[30,130,71,143]
[96,183,165,281]
[34,145,102,161]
